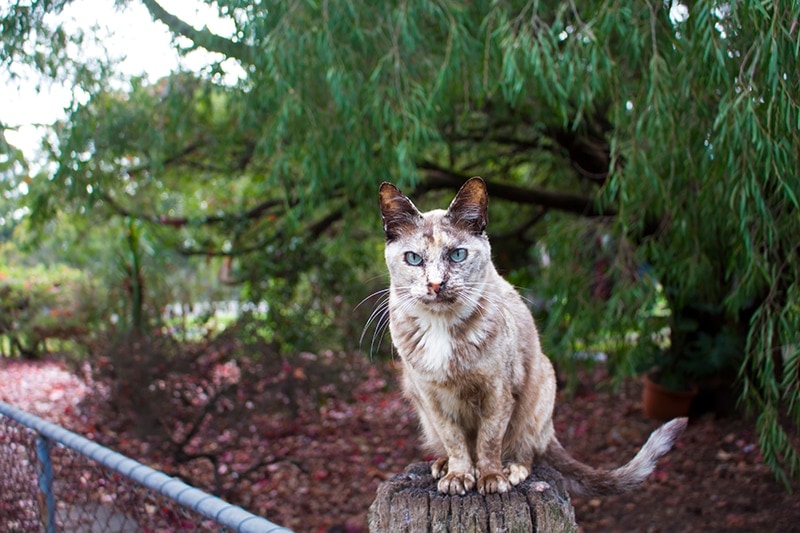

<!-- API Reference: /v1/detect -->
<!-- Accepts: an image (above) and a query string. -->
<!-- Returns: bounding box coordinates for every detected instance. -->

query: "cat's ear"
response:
[379,182,423,241]
[446,177,488,235]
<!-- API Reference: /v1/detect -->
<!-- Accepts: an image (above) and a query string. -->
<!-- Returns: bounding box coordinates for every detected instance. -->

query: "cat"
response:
[378,176,687,496]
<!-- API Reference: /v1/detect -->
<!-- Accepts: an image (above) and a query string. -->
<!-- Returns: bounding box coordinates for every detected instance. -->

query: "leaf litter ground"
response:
[1,354,798,532]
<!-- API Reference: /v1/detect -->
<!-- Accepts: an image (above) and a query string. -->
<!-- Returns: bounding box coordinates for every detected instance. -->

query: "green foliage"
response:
[0,263,98,357]
[0,133,28,241]
[525,215,667,385]
[2,0,799,486]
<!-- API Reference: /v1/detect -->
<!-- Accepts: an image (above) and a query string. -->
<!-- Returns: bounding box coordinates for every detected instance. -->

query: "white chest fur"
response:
[409,314,453,376]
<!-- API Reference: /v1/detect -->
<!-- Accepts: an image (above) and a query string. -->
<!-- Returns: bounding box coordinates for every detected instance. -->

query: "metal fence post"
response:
[1,401,293,532]
[36,435,57,533]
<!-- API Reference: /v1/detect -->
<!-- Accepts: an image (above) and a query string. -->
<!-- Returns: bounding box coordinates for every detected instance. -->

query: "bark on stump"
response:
[368,462,577,533]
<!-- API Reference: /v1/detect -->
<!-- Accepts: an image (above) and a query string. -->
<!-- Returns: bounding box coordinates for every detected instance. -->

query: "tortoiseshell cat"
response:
[379,177,686,495]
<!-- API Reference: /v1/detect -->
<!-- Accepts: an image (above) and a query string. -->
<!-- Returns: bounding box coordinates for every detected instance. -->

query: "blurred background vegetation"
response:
[1,0,798,487]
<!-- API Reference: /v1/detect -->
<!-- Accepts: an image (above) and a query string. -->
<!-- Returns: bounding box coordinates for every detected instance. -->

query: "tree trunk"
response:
[368,462,577,533]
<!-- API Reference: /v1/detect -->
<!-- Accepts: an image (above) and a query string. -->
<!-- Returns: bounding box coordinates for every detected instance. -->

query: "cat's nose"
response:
[428,280,445,294]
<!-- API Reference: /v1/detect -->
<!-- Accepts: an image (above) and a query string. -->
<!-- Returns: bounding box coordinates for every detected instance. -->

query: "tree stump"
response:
[368,462,577,533]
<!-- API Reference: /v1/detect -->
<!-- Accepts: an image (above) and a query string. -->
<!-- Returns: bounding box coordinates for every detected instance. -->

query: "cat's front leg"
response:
[435,457,476,495]
[430,457,449,479]
[430,456,480,495]
[475,458,511,494]
[475,394,515,494]
[411,383,477,494]
[475,450,513,494]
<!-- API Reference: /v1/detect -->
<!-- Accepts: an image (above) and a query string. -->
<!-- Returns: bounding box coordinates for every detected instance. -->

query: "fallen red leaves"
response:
[1,357,798,532]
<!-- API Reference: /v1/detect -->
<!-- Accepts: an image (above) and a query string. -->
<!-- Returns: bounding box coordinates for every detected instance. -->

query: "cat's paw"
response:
[437,470,476,495]
[477,471,511,494]
[431,457,449,479]
[503,463,530,486]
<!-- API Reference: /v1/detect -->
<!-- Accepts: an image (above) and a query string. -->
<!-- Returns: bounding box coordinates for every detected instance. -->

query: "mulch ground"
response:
[1,355,798,532]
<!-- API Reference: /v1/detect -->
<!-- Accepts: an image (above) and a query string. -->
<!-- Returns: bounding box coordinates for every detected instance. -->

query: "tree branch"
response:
[443,105,612,187]
[492,208,548,243]
[101,192,284,228]
[140,0,255,63]
[177,208,344,259]
[416,162,617,217]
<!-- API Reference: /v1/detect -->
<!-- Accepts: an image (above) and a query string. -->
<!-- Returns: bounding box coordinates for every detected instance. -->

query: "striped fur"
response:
[379,178,686,496]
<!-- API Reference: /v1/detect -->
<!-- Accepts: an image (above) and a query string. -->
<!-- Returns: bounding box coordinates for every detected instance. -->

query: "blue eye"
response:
[405,251,423,266]
[449,248,467,263]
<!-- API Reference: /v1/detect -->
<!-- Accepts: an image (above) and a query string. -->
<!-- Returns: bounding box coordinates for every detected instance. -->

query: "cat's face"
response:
[379,178,492,314]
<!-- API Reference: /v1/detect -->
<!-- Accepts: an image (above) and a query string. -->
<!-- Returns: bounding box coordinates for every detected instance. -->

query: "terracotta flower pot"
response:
[642,374,697,421]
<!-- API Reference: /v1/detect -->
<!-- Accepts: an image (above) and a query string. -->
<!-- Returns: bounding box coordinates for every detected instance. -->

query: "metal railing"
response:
[0,401,292,532]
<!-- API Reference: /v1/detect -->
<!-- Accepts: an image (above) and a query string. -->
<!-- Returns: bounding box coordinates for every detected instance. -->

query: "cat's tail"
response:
[542,417,687,496]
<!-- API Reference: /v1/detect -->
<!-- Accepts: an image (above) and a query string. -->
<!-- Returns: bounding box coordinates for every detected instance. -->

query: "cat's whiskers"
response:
[375,292,424,359]
[370,303,393,357]
[354,287,390,311]
[359,288,392,358]
[458,281,506,319]
[360,285,418,359]
[360,296,388,345]
[511,286,536,306]
[458,291,490,320]
[445,283,484,316]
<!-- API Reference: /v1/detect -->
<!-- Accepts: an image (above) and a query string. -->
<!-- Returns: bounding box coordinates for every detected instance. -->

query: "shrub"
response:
[0,265,99,358]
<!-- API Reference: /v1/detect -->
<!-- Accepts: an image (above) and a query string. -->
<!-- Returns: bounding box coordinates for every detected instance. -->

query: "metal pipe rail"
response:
[0,400,292,532]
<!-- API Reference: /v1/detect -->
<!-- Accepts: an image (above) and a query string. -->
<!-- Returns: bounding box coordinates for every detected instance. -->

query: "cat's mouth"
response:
[421,291,458,306]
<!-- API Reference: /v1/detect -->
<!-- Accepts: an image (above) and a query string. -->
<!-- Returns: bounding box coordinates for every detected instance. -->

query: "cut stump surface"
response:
[368,462,577,533]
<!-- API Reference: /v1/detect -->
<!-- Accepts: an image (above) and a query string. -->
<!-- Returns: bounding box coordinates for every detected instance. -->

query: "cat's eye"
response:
[449,248,468,263]
[405,251,423,266]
